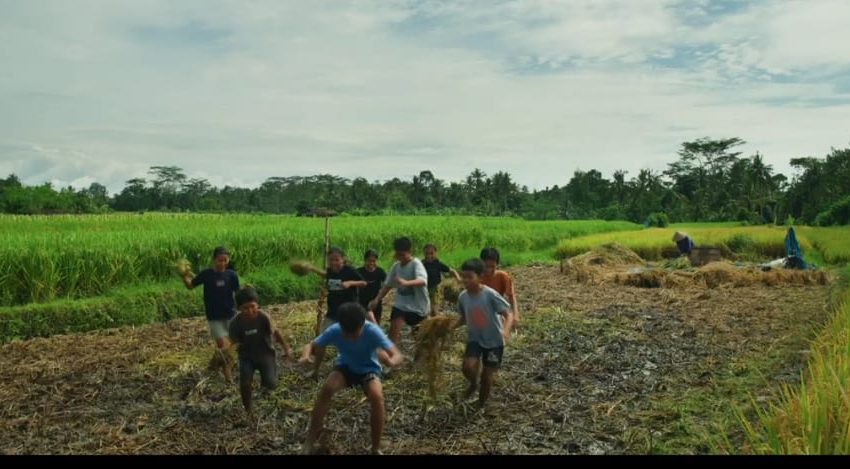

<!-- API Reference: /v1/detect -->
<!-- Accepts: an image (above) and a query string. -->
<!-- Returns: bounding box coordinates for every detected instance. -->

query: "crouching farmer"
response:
[300,302,403,455]
[229,286,293,416]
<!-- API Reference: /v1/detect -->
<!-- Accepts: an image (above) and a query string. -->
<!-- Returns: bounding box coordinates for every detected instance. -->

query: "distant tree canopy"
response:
[2,138,849,225]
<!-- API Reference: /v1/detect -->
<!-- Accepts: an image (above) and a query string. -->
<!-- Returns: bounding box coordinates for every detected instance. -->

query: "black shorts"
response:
[239,354,277,390]
[465,342,504,369]
[390,307,426,327]
[334,365,381,389]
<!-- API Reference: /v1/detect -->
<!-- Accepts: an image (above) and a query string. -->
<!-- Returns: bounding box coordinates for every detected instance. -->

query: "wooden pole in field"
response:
[315,213,331,336]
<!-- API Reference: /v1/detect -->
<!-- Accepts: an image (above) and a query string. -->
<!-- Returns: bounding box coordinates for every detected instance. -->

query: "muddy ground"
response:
[0,264,832,454]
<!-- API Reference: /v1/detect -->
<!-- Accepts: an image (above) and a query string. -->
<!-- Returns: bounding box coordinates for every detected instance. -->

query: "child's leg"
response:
[362,377,385,454]
[238,357,256,414]
[258,354,278,391]
[479,367,497,405]
[462,356,481,397]
[389,314,404,345]
[478,347,503,405]
[304,371,346,453]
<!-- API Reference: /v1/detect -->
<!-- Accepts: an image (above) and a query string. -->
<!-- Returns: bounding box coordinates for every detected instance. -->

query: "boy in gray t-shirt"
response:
[454,258,513,407]
[369,237,430,346]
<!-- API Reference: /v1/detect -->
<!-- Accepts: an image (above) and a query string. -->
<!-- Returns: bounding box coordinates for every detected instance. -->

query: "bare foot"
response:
[372,448,384,455]
[464,383,478,400]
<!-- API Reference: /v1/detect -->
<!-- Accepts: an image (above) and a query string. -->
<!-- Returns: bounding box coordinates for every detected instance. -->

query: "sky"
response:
[1,0,849,193]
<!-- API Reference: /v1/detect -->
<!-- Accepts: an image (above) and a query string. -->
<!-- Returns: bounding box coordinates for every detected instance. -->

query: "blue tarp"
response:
[785,227,802,257]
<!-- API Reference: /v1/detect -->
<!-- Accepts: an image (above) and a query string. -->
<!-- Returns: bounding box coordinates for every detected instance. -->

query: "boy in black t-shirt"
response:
[182,246,240,382]
[422,244,460,316]
[305,247,367,377]
[357,249,387,324]
[229,286,293,417]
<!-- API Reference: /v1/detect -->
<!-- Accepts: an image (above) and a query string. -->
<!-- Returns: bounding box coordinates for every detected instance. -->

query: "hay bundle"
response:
[414,316,458,399]
[562,243,644,284]
[289,260,316,277]
[567,243,644,267]
[441,283,461,304]
[174,258,194,278]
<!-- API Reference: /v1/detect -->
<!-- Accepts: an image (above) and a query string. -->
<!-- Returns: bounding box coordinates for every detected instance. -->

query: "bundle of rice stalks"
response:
[441,283,462,304]
[566,243,644,267]
[561,243,644,284]
[663,256,692,270]
[174,258,194,278]
[289,260,316,277]
[414,316,458,399]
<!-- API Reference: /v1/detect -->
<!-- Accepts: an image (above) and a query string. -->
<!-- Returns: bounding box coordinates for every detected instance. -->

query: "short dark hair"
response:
[338,302,367,333]
[393,237,412,252]
[461,258,485,276]
[328,246,346,258]
[364,249,379,260]
[480,247,501,263]
[236,286,259,307]
[424,244,437,251]
[213,246,231,258]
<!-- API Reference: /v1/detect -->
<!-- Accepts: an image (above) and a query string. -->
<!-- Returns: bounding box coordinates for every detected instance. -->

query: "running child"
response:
[479,247,521,327]
[422,244,461,317]
[356,249,387,324]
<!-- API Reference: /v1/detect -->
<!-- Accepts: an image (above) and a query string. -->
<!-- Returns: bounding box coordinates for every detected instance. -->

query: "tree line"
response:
[2,137,849,226]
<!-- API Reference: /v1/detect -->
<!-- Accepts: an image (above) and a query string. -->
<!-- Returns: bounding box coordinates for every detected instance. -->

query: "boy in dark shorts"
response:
[422,244,460,317]
[300,302,403,455]
[454,258,513,407]
[228,286,293,416]
[368,237,430,345]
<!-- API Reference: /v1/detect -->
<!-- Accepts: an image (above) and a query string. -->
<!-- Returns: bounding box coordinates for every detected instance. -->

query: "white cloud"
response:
[0,0,848,193]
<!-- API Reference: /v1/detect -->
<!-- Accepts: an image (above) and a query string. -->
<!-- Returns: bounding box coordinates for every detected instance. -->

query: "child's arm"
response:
[367,311,378,324]
[273,329,294,359]
[397,277,426,287]
[342,280,368,289]
[308,265,326,278]
[299,341,326,375]
[379,345,404,368]
[448,268,461,282]
[368,285,393,311]
[181,274,195,290]
[499,310,513,342]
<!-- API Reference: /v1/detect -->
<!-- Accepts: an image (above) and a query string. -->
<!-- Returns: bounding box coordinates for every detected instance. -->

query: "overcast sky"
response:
[1,0,849,193]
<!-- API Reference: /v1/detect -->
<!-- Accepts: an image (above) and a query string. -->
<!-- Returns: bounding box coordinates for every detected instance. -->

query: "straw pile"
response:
[561,243,645,284]
[441,283,462,304]
[609,262,831,289]
[414,316,458,399]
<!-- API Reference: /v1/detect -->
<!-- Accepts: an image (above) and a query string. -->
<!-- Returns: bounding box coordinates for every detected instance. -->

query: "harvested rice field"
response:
[0,262,833,455]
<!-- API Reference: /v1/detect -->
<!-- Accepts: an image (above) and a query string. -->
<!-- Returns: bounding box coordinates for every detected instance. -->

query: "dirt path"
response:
[0,264,832,454]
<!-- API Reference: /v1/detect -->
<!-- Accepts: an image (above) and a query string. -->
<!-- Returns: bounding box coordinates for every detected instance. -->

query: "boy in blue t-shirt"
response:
[300,302,403,455]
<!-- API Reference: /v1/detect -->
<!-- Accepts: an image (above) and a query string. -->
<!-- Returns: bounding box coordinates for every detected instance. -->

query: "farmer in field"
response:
[304,247,368,376]
[357,249,387,324]
[300,302,403,455]
[229,286,293,417]
[181,246,240,382]
[479,247,520,328]
[673,231,695,256]
[368,237,430,346]
[422,244,461,317]
[454,258,513,407]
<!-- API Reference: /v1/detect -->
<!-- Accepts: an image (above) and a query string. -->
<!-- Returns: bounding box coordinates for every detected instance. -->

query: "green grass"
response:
[556,224,814,261]
[0,214,639,307]
[0,243,555,342]
[738,270,850,454]
[799,226,850,265]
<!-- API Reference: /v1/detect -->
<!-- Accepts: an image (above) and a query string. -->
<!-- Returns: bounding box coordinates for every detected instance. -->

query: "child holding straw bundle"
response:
[302,247,368,377]
[454,258,513,407]
[422,244,461,317]
[180,246,240,382]
[356,249,387,324]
